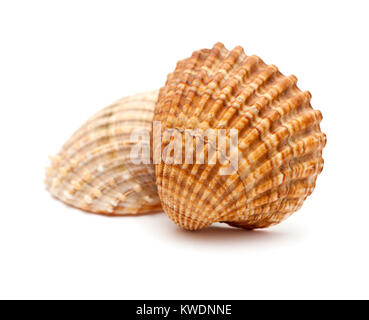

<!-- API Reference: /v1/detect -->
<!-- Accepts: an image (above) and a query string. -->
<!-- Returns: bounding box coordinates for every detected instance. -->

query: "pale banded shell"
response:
[46,91,161,215]
[154,43,326,230]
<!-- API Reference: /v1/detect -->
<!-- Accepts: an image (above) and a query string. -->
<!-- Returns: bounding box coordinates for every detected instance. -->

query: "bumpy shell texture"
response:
[46,91,161,215]
[154,43,326,230]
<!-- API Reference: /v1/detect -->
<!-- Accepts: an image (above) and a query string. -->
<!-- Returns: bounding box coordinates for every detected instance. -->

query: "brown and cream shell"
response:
[45,90,161,215]
[154,42,326,230]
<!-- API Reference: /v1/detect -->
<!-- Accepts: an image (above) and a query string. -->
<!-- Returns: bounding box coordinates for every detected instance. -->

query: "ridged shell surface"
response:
[154,43,326,230]
[46,90,161,215]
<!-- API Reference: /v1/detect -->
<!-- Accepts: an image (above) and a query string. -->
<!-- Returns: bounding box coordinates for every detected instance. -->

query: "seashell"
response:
[154,42,326,230]
[45,90,161,215]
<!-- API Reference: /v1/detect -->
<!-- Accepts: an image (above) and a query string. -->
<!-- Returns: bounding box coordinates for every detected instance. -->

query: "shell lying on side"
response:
[154,42,326,230]
[45,90,161,215]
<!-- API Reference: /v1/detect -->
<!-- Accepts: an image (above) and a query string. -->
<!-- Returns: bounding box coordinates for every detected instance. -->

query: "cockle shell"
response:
[45,91,161,215]
[154,43,326,230]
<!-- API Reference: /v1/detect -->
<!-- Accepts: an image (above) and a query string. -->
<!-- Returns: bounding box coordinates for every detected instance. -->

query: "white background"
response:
[0,0,368,299]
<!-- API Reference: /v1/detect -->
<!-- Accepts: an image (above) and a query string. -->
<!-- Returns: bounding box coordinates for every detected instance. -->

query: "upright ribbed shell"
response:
[154,43,326,230]
[45,91,161,215]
